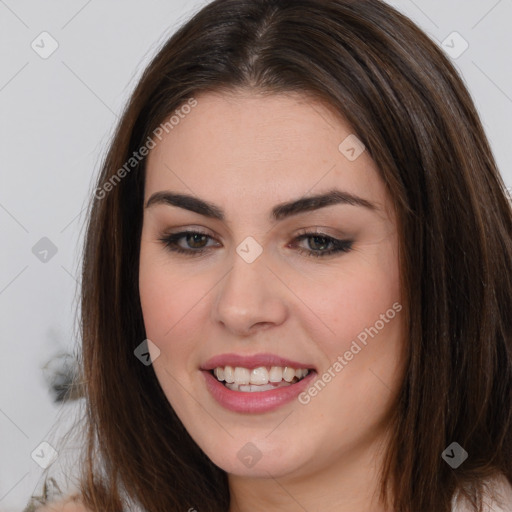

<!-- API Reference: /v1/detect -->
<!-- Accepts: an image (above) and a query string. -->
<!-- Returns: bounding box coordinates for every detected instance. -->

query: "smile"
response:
[211,366,310,392]
[201,353,317,413]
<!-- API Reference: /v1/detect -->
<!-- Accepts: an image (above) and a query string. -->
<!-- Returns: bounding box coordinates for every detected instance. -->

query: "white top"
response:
[451,473,512,512]
[125,474,512,512]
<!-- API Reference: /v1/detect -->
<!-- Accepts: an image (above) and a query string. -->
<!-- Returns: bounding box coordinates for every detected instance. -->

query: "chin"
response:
[199,435,311,478]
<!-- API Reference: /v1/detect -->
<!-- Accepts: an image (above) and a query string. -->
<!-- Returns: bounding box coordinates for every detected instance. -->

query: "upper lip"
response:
[201,353,316,371]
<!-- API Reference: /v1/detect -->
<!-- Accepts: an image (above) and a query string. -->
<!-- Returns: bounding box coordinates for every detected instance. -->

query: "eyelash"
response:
[158,230,353,258]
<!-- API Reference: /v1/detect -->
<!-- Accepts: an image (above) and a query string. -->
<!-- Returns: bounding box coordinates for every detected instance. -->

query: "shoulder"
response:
[34,496,92,512]
[452,473,512,512]
[485,473,512,512]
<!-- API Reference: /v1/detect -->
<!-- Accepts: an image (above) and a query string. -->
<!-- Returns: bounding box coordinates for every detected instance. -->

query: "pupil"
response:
[188,233,206,248]
[310,236,329,251]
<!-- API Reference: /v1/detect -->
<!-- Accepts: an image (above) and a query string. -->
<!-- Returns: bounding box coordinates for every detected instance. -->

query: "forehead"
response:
[144,89,392,221]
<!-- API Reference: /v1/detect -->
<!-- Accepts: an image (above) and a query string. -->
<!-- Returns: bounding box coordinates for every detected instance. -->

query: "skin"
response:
[36,497,89,512]
[139,89,405,512]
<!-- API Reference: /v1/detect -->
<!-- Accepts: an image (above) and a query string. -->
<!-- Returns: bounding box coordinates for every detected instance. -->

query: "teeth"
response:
[282,367,295,382]
[224,365,234,383]
[250,367,269,385]
[269,366,283,382]
[212,365,310,388]
[295,368,307,379]
[227,381,290,392]
[233,367,250,385]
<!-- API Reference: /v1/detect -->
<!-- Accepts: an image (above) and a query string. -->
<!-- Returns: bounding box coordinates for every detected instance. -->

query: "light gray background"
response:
[1,1,511,510]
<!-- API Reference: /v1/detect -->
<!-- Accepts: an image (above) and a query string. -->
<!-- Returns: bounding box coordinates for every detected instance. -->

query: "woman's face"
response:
[139,90,405,482]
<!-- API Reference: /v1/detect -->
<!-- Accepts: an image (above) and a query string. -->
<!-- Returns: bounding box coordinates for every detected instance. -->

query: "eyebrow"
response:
[144,188,378,221]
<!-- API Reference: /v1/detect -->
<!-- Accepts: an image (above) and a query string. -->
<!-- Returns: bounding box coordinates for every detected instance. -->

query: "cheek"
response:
[296,264,403,445]
[299,256,401,355]
[138,249,212,426]
[139,260,176,340]
[139,246,199,355]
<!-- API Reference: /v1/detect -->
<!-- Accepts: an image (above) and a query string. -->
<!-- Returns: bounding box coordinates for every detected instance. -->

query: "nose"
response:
[211,246,288,337]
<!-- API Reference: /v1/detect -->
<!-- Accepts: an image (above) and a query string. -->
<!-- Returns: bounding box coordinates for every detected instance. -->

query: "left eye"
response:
[158,230,353,258]
[292,232,353,258]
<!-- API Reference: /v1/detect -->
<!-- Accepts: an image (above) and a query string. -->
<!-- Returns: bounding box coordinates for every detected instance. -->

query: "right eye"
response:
[158,230,220,256]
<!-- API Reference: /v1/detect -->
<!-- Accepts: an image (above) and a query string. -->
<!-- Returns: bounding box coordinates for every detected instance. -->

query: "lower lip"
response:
[202,370,317,413]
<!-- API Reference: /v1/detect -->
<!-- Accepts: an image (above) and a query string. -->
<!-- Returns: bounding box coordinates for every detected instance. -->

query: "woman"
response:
[31,0,512,510]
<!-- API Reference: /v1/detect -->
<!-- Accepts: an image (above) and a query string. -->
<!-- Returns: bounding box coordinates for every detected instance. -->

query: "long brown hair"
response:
[35,0,512,510]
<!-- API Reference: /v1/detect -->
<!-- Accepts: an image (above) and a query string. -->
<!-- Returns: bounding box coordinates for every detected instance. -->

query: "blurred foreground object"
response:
[41,352,84,403]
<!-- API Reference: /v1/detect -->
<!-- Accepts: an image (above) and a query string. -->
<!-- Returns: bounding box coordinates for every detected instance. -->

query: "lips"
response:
[200,353,317,413]
[201,353,315,372]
